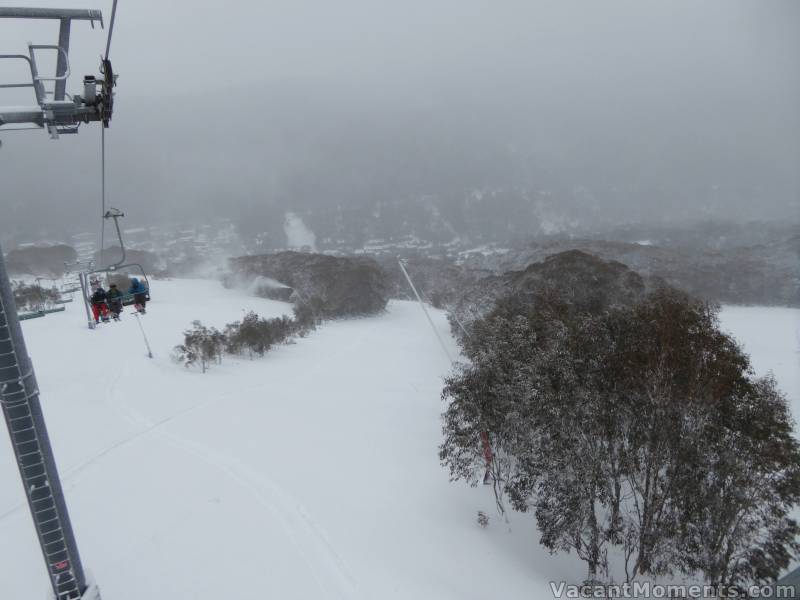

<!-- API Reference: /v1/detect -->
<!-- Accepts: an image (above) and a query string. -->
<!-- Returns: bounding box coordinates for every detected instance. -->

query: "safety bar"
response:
[0,54,34,89]
[28,45,71,82]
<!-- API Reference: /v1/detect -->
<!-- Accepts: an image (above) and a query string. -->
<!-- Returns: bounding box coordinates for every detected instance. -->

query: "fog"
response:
[0,0,798,244]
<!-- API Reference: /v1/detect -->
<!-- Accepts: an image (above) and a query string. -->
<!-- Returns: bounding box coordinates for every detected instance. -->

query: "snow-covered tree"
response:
[225,312,296,358]
[441,288,800,586]
[173,320,226,373]
[12,281,59,312]
[678,374,800,589]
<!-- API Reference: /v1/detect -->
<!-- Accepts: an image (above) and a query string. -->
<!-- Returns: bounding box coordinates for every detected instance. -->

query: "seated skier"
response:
[90,286,110,324]
[128,277,148,314]
[106,283,124,320]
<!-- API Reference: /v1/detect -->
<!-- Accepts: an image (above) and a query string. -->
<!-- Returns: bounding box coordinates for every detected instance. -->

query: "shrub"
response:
[225,312,296,358]
[176,312,306,370]
[173,321,226,373]
[12,282,59,312]
[292,298,322,331]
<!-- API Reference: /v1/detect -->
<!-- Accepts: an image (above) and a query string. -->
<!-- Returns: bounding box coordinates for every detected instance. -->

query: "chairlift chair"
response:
[80,207,151,324]
[98,207,151,303]
[93,262,150,305]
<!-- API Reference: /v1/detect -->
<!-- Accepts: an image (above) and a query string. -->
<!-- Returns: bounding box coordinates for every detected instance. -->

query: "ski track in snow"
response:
[101,364,360,600]
[151,432,359,600]
[1,366,232,523]
[25,336,364,598]
[0,280,365,599]
[2,359,358,592]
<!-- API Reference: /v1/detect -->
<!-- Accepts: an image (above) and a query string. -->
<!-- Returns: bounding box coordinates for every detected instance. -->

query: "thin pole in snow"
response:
[398,259,494,487]
[79,271,95,329]
[398,257,454,363]
[133,312,153,358]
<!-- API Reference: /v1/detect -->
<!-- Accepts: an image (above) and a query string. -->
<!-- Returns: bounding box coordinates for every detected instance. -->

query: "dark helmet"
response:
[110,283,117,288]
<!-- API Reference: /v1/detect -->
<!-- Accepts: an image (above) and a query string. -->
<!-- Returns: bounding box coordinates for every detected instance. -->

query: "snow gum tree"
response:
[173,320,225,373]
[677,373,800,589]
[441,288,800,586]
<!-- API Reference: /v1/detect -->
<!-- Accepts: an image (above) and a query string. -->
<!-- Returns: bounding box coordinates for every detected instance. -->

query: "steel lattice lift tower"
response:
[0,5,119,599]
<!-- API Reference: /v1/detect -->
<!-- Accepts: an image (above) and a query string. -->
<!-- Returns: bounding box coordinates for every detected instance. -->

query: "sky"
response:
[0,0,798,242]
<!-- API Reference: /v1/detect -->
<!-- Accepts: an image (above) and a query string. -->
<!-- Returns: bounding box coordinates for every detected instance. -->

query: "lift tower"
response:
[0,6,117,599]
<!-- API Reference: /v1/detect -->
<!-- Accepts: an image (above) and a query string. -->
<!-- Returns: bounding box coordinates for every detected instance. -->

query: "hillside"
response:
[458,235,800,307]
[0,279,556,599]
[0,279,797,598]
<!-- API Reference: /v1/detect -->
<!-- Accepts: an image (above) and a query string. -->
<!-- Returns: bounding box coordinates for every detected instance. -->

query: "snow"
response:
[456,244,511,258]
[718,305,800,578]
[284,212,317,251]
[718,305,800,435]
[0,279,559,599]
[249,275,291,291]
[0,281,797,599]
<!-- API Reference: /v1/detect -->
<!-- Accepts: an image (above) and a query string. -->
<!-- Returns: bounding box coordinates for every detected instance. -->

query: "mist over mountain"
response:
[1,0,797,247]
[2,4,800,596]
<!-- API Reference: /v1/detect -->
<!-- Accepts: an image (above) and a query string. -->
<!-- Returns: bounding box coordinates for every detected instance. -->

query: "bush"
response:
[12,282,60,312]
[173,321,225,373]
[224,312,296,358]
[292,298,322,331]
[176,311,306,371]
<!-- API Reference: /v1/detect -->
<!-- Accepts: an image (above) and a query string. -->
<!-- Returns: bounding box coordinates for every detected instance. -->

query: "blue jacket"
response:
[128,278,147,295]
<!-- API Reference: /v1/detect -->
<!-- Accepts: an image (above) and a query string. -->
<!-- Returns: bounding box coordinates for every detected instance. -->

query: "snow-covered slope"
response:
[717,306,800,428]
[0,280,797,599]
[0,279,561,599]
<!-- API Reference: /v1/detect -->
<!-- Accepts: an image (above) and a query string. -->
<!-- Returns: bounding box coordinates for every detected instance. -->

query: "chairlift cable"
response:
[100,125,106,265]
[104,0,118,60]
[99,0,118,266]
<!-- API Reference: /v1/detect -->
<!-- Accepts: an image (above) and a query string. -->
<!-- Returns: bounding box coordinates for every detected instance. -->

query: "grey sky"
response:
[0,0,798,240]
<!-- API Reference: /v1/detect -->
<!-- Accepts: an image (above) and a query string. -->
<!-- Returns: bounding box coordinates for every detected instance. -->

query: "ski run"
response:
[1,278,798,599]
